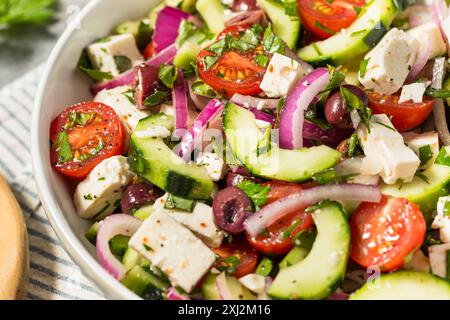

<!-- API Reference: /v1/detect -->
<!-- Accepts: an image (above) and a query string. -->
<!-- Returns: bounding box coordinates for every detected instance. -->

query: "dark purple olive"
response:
[121,183,164,214]
[325,85,368,130]
[232,0,258,11]
[226,173,262,188]
[212,187,253,234]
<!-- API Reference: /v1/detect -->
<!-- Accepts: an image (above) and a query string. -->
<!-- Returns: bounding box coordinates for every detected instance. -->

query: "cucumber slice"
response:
[298,0,398,66]
[174,33,212,70]
[109,235,130,258]
[196,0,225,34]
[268,202,350,299]
[133,205,154,221]
[85,222,100,245]
[202,273,221,300]
[129,113,213,200]
[256,0,300,49]
[350,271,450,300]
[223,103,341,182]
[121,265,168,298]
[122,248,151,272]
[381,163,450,222]
[279,247,309,269]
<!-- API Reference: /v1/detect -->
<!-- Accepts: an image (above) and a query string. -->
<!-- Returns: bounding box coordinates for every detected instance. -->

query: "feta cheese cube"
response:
[403,250,431,273]
[87,34,143,77]
[259,53,305,98]
[196,152,226,182]
[129,210,216,292]
[358,114,421,184]
[432,196,450,243]
[359,28,416,95]
[94,85,152,133]
[238,274,266,294]
[407,22,447,59]
[399,82,429,104]
[403,131,440,169]
[429,242,450,278]
[74,156,135,219]
[153,194,224,248]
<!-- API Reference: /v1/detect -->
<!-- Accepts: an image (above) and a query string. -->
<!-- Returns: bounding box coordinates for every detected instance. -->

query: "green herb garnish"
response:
[158,64,179,89]
[255,257,273,277]
[340,86,372,131]
[143,90,169,107]
[359,58,369,78]
[114,55,132,73]
[55,131,73,164]
[237,180,270,210]
[164,194,196,212]
[419,145,433,166]
[435,147,450,166]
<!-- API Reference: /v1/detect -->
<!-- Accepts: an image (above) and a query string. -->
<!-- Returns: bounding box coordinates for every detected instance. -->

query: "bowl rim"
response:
[31,0,141,300]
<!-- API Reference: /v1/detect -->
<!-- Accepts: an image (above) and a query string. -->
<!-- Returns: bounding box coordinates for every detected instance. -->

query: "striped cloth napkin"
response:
[0,66,105,300]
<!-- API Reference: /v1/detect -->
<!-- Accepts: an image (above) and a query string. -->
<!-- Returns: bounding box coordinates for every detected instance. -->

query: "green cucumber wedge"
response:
[129,113,213,200]
[350,271,450,300]
[223,103,341,182]
[298,0,398,66]
[268,202,350,299]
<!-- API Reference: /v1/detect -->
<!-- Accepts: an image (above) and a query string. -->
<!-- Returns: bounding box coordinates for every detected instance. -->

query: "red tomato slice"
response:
[246,182,314,255]
[297,0,365,39]
[143,42,156,60]
[350,196,426,272]
[50,102,126,180]
[213,239,258,278]
[197,24,267,98]
[368,92,434,132]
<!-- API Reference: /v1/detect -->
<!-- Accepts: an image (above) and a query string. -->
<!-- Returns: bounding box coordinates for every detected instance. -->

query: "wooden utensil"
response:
[0,175,29,300]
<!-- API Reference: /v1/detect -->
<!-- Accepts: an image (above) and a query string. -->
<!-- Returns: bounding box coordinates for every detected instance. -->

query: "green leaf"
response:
[66,111,95,129]
[203,55,220,70]
[304,110,333,130]
[255,257,273,277]
[164,194,196,212]
[314,21,336,35]
[55,131,73,164]
[347,133,363,157]
[435,147,450,166]
[78,49,113,82]
[340,86,372,131]
[122,88,136,105]
[158,64,179,89]
[319,65,345,94]
[255,53,270,67]
[143,90,169,107]
[425,88,450,99]
[114,55,132,74]
[312,169,352,185]
[176,20,198,47]
[263,24,286,55]
[415,171,430,184]
[237,180,271,210]
[419,145,433,166]
[0,0,56,27]
[191,78,221,98]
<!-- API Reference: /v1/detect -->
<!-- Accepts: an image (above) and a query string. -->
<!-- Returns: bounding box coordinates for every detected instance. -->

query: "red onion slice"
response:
[230,93,280,110]
[96,214,142,280]
[173,69,188,137]
[406,37,431,83]
[431,0,449,42]
[91,44,177,95]
[167,287,190,300]
[433,99,450,146]
[216,273,235,300]
[153,6,190,53]
[279,68,330,150]
[244,184,382,237]
[178,99,224,159]
[249,108,276,126]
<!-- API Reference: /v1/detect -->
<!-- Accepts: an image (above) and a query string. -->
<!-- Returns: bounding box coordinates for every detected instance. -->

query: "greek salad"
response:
[49,0,450,300]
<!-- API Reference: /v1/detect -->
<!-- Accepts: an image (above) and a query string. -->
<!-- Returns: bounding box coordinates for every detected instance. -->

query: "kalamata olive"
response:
[121,183,164,214]
[232,0,258,11]
[213,187,253,234]
[325,85,368,130]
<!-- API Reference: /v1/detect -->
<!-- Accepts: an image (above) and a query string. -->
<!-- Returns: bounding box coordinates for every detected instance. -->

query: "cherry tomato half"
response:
[197,24,267,98]
[297,0,366,39]
[350,195,426,272]
[143,42,156,60]
[50,102,126,180]
[368,92,434,132]
[246,182,314,255]
[213,240,258,278]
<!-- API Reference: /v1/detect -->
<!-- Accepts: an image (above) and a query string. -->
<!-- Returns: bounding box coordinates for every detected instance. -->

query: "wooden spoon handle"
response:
[0,175,29,300]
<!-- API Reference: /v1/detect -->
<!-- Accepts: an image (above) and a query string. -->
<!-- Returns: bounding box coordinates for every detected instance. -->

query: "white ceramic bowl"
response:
[31,0,163,300]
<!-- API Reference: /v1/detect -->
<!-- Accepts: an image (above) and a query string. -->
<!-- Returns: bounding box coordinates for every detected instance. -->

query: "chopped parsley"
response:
[280,219,302,240]
[425,88,450,99]
[375,120,396,131]
[191,78,221,98]
[113,55,132,73]
[164,194,196,212]
[83,194,93,200]
[237,180,270,210]
[347,133,363,157]
[143,90,170,107]
[319,65,345,94]
[263,24,286,54]
[143,244,154,252]
[359,58,369,78]
[415,171,430,184]
[55,131,73,164]
[419,145,433,166]
[77,49,113,82]
[314,21,336,35]
[255,257,273,277]
[255,53,270,67]
[340,86,372,131]
[435,147,450,166]
[66,111,95,129]
[216,255,240,275]
[122,88,136,105]
[158,64,178,89]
